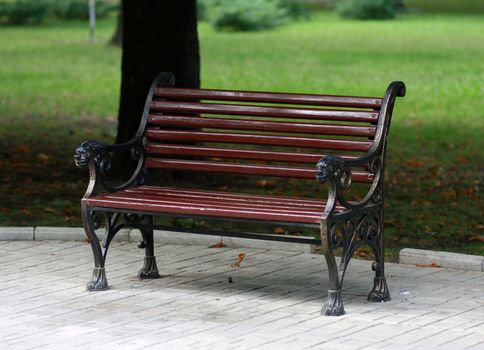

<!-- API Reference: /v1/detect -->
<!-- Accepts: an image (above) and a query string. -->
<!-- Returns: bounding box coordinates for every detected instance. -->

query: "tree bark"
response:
[116,0,200,144]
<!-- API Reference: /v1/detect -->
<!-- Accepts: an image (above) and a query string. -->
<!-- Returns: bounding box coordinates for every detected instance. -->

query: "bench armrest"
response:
[316,154,384,219]
[315,81,405,219]
[74,139,145,198]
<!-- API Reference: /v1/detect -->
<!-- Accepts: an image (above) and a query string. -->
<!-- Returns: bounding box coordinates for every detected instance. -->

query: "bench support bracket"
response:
[321,205,390,315]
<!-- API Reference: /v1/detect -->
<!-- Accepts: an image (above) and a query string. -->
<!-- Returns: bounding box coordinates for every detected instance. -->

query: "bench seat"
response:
[87,186,346,225]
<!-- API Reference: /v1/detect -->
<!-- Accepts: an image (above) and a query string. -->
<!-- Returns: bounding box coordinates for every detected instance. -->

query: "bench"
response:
[74,72,405,316]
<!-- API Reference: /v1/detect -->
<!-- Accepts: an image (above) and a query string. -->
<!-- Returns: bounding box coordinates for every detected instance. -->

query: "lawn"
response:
[0,12,482,259]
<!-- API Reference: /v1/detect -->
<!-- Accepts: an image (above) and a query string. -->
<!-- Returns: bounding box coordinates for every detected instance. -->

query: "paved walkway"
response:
[0,241,483,350]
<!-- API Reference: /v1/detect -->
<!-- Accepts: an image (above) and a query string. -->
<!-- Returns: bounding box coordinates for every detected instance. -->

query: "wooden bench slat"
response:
[144,144,359,163]
[126,186,334,208]
[147,115,376,137]
[150,101,379,123]
[88,197,321,224]
[155,87,383,109]
[146,130,372,152]
[87,187,347,224]
[97,193,326,214]
[145,158,374,183]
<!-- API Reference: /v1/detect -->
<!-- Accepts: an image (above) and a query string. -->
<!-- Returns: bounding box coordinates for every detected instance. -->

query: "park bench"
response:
[74,72,405,316]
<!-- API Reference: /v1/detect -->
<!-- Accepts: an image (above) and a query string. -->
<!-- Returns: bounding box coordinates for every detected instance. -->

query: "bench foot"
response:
[323,290,345,316]
[138,256,160,279]
[320,221,348,316]
[368,276,390,302]
[87,267,108,291]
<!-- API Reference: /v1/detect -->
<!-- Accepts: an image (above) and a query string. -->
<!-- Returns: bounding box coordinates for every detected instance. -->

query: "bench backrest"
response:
[139,73,399,185]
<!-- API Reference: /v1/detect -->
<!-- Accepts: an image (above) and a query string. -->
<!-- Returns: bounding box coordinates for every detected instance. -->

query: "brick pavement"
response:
[0,241,483,350]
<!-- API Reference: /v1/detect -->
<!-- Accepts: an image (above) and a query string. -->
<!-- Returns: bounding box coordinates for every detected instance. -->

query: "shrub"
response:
[197,0,207,21]
[336,0,396,20]
[0,0,117,25]
[204,0,290,31]
[0,0,53,25]
[280,0,311,20]
[55,0,116,20]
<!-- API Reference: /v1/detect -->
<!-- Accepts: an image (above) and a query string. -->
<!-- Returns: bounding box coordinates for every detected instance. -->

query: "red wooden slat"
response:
[146,130,372,152]
[125,186,338,209]
[147,115,376,137]
[87,197,321,224]
[144,158,374,183]
[144,144,359,163]
[154,87,382,109]
[96,193,325,214]
[150,101,379,123]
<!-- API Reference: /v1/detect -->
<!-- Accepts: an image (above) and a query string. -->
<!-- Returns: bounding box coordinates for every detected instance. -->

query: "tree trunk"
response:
[116,0,200,144]
[88,0,96,43]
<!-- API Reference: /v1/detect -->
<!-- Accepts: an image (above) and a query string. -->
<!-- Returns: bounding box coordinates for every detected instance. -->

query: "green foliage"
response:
[336,0,396,20]
[0,0,53,25]
[204,0,289,31]
[0,0,117,25]
[200,0,310,32]
[405,0,484,14]
[279,0,311,19]
[197,0,207,21]
[55,0,117,20]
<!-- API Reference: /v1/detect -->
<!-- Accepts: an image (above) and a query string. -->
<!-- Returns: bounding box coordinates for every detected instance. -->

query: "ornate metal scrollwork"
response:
[327,209,382,265]
[90,210,103,230]
[74,139,146,196]
[74,140,108,169]
[316,155,352,189]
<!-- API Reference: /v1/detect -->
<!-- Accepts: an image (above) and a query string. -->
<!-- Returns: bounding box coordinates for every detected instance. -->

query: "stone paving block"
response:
[35,226,89,241]
[128,229,221,247]
[400,248,484,272]
[1,241,484,350]
[222,235,315,253]
[128,228,315,253]
[34,226,130,242]
[0,227,33,241]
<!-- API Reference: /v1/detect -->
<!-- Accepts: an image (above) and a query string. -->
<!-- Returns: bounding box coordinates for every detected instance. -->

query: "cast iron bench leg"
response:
[367,207,390,302]
[82,204,108,291]
[320,220,345,316]
[137,216,160,279]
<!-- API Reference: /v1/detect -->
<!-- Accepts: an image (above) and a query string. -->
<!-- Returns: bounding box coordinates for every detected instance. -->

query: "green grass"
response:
[0,13,482,259]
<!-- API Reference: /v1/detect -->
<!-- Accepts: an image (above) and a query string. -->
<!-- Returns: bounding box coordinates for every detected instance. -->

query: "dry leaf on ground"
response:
[416,262,440,268]
[231,253,246,268]
[209,241,225,248]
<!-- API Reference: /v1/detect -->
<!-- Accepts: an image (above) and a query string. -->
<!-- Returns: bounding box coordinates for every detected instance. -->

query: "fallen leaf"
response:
[406,159,425,168]
[256,180,276,187]
[469,235,484,242]
[16,145,31,154]
[37,153,50,162]
[273,227,285,235]
[231,253,246,268]
[21,209,33,217]
[355,247,369,258]
[210,241,225,248]
[416,262,440,268]
[455,155,469,164]
[44,207,61,215]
